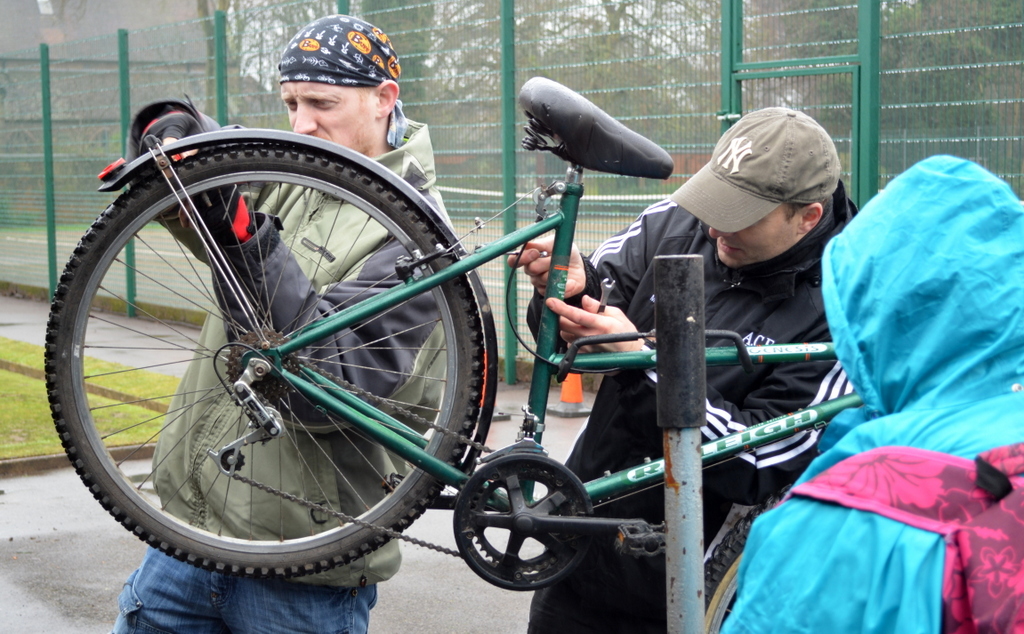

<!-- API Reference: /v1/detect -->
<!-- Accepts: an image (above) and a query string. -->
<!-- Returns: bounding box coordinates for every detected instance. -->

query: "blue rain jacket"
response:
[721,156,1024,634]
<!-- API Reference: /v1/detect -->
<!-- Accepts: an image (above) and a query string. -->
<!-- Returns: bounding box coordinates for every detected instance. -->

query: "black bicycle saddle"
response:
[518,77,674,180]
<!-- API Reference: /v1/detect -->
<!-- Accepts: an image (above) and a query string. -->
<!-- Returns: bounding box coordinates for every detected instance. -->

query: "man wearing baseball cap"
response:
[113,15,445,634]
[512,107,858,633]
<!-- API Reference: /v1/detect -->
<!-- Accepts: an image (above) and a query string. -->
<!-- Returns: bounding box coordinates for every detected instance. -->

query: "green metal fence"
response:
[2,0,1021,380]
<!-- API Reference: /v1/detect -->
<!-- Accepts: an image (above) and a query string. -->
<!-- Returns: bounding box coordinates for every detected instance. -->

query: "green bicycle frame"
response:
[585,392,863,505]
[246,175,860,502]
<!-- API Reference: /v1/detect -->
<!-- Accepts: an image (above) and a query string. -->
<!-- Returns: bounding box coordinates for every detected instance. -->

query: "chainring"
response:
[453,453,593,591]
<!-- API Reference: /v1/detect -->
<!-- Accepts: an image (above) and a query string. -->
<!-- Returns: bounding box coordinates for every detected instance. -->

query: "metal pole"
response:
[655,255,706,633]
[118,30,130,156]
[857,0,881,207]
[118,29,137,317]
[500,0,518,384]
[214,10,229,126]
[40,44,57,298]
[719,0,742,133]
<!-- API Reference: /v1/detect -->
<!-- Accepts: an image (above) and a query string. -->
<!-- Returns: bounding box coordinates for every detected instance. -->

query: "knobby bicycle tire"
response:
[703,489,788,633]
[704,519,746,633]
[45,139,492,578]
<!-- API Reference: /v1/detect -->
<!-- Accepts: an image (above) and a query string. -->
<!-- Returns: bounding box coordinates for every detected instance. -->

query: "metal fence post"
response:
[118,28,137,316]
[118,30,131,157]
[719,0,742,133]
[655,255,706,633]
[214,10,229,126]
[857,0,881,206]
[500,0,518,383]
[40,43,57,298]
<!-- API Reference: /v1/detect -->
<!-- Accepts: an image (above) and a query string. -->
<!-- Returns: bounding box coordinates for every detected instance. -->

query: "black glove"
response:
[134,110,205,159]
[192,188,255,246]
[141,112,204,151]
[126,97,221,161]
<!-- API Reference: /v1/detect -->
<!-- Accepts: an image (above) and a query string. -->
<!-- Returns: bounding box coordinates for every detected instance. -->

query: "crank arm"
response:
[473,512,650,537]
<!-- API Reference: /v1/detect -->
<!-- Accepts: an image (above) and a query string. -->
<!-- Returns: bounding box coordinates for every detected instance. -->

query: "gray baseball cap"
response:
[670,107,840,232]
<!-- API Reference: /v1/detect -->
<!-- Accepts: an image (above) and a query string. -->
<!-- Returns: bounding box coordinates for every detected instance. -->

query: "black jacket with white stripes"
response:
[529,180,857,620]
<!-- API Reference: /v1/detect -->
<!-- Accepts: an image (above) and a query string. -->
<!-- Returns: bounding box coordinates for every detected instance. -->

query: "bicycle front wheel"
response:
[46,137,493,578]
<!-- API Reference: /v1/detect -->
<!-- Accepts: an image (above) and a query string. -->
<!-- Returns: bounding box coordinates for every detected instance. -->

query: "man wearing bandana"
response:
[112,15,446,634]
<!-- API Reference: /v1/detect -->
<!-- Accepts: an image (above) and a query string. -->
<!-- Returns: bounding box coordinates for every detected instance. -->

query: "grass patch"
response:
[0,336,180,460]
[0,369,63,458]
[1,336,46,369]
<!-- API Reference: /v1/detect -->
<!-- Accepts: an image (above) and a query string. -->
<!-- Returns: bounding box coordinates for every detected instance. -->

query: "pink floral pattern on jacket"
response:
[792,444,1024,634]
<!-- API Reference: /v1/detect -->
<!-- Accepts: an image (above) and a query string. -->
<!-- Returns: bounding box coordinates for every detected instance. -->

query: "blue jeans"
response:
[113,547,377,634]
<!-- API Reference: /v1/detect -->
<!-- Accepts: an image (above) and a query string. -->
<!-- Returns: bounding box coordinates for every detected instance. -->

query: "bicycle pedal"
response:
[615,521,665,558]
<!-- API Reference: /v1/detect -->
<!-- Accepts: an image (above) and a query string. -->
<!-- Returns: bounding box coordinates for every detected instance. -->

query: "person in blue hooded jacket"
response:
[720,155,1024,633]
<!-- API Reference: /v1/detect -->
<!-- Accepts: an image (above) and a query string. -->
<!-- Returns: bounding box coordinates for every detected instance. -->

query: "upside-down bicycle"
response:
[45,77,861,631]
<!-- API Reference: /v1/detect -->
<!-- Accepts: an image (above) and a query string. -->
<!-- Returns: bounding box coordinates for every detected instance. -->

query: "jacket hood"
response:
[378,119,437,191]
[822,155,1024,416]
[376,119,448,221]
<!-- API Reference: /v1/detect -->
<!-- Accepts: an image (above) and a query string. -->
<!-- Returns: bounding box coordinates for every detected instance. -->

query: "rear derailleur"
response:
[207,356,285,475]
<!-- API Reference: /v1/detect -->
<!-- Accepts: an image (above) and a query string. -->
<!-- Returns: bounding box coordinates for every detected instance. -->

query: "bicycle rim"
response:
[45,140,490,578]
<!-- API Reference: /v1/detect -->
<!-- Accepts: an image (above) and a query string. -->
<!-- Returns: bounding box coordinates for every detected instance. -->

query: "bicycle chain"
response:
[222,352,492,559]
[228,471,462,558]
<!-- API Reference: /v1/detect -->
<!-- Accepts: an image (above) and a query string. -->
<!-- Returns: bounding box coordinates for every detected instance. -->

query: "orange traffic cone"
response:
[546,372,591,418]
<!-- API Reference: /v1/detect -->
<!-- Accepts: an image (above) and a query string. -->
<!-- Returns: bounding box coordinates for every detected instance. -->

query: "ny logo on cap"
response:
[718,137,753,174]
